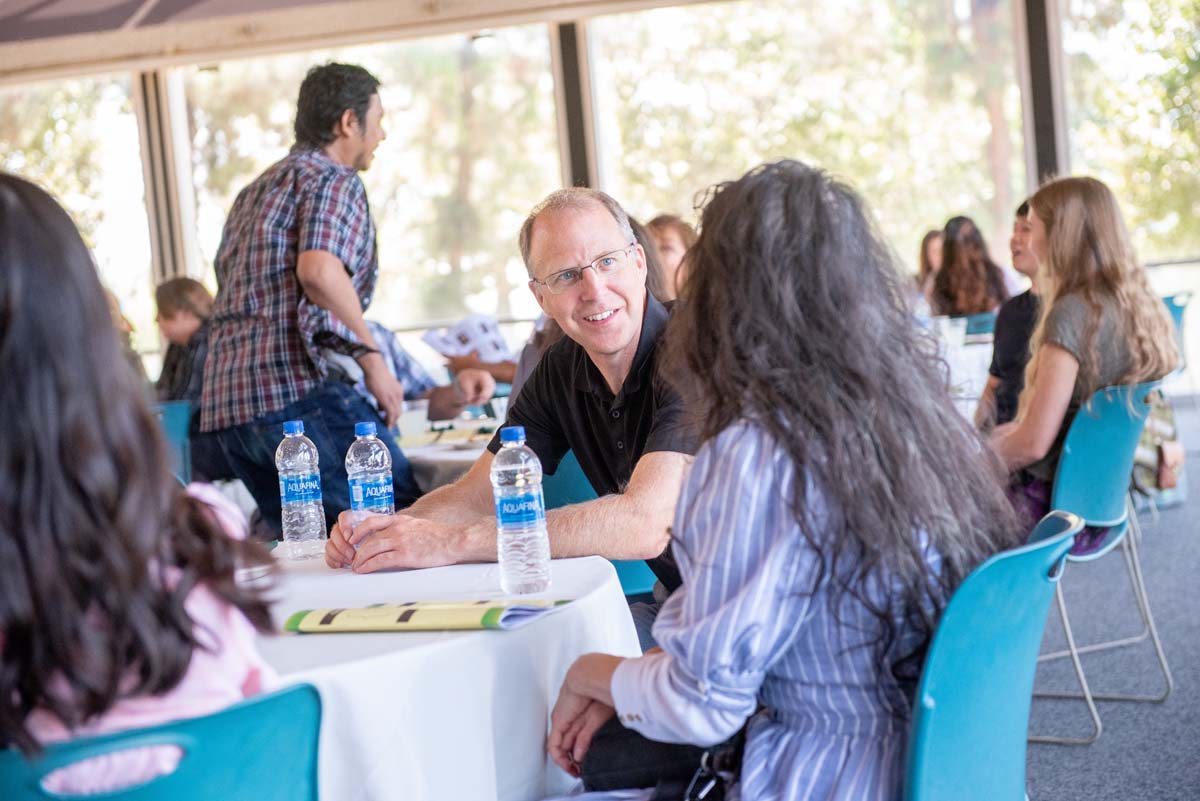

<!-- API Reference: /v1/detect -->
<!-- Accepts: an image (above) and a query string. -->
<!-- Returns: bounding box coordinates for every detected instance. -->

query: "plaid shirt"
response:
[200,148,378,432]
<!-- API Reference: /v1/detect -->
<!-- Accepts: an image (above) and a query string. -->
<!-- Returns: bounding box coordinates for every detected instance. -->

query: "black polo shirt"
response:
[988,289,1039,425]
[487,294,696,589]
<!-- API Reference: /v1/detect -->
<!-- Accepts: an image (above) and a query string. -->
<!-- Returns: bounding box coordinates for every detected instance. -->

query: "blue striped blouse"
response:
[610,421,941,801]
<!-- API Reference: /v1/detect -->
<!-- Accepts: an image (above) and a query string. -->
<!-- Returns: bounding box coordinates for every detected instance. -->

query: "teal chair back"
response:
[154,400,192,485]
[965,312,997,336]
[904,512,1083,801]
[0,683,320,800]
[1162,292,1189,365]
[1051,381,1159,530]
[543,450,658,596]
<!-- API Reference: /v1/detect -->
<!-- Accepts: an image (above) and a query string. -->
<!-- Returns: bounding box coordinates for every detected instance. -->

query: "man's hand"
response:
[361,354,406,427]
[446,351,486,373]
[325,509,468,572]
[453,368,496,405]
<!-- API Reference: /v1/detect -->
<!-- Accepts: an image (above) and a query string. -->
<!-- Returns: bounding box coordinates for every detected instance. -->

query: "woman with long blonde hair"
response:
[990,176,1178,542]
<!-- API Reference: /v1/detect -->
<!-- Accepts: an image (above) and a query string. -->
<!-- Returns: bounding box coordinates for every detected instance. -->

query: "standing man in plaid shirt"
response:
[200,62,493,536]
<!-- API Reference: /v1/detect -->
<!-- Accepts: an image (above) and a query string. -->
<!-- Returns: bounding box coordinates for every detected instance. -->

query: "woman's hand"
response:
[548,653,625,775]
[548,690,614,776]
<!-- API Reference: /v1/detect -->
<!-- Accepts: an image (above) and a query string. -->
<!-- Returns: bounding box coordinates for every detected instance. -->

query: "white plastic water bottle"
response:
[345,421,394,548]
[490,426,551,594]
[275,420,326,560]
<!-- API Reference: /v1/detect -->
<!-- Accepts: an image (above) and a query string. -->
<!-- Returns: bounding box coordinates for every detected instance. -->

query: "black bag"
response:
[580,717,746,801]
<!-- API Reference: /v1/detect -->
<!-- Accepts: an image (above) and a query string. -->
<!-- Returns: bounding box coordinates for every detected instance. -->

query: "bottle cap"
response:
[500,425,526,444]
[283,420,304,435]
[355,422,377,437]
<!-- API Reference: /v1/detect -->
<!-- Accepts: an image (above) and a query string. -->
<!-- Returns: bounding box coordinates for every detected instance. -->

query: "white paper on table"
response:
[422,314,514,362]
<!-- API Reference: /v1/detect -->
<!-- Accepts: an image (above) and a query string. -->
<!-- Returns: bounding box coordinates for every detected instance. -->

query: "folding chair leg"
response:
[1037,537,1148,663]
[1030,583,1103,745]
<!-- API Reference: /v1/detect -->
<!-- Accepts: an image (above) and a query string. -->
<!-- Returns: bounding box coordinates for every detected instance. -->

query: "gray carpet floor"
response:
[1025,395,1200,801]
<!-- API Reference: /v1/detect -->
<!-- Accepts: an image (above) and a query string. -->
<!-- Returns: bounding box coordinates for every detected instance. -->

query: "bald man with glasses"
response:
[325,189,695,626]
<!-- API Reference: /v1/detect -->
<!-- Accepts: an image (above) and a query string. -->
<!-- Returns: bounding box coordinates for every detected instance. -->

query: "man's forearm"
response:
[545,492,673,561]
[296,250,379,352]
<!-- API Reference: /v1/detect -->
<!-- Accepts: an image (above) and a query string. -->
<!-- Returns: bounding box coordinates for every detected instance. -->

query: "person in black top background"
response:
[975,201,1039,430]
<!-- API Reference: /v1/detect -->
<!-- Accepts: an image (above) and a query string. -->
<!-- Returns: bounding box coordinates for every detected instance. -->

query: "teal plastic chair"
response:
[904,512,1082,801]
[543,450,658,596]
[0,683,320,800]
[1162,292,1195,401]
[154,400,192,485]
[964,311,997,336]
[1030,380,1172,745]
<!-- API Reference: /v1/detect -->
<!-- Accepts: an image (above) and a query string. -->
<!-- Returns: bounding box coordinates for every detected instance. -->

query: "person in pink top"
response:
[0,173,278,794]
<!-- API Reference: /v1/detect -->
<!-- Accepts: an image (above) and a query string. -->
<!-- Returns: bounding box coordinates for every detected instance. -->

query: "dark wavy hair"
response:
[0,174,275,756]
[294,62,381,149]
[930,215,1008,316]
[663,161,1020,685]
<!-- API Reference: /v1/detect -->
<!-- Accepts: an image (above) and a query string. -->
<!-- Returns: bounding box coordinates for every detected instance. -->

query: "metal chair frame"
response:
[1028,382,1173,746]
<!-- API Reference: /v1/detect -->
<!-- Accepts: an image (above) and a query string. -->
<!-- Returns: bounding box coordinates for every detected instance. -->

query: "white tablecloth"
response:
[405,442,488,492]
[258,556,640,801]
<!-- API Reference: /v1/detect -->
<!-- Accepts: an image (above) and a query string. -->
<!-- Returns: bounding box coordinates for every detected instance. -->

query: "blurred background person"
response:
[930,215,1009,316]
[916,228,943,305]
[104,287,149,383]
[974,201,1039,430]
[155,277,237,482]
[646,214,697,301]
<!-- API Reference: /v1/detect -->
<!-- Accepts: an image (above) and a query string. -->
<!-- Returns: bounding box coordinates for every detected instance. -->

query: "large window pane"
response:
[1061,0,1200,263]
[589,0,1026,271]
[178,24,561,340]
[0,75,156,351]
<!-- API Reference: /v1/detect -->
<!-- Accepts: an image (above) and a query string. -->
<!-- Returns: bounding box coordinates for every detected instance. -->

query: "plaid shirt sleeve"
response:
[296,172,379,369]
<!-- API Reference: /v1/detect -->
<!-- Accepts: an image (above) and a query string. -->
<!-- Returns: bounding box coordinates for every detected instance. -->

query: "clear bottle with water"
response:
[275,420,326,560]
[345,421,394,548]
[491,426,551,594]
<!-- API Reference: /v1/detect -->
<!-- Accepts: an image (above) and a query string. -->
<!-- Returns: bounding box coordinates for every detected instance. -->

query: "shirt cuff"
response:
[610,651,745,747]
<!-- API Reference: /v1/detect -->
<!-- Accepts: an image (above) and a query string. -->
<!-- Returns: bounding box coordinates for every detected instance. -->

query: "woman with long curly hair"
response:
[930,215,1009,316]
[990,176,1178,535]
[546,161,1020,800]
[0,174,276,793]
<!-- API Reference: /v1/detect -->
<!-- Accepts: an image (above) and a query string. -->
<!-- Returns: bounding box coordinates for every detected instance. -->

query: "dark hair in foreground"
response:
[931,215,1008,316]
[294,62,381,149]
[664,160,1021,684]
[0,174,274,755]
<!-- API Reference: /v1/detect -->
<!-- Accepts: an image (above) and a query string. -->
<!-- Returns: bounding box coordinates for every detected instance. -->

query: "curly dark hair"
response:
[663,161,1021,684]
[294,62,381,149]
[930,215,1008,316]
[0,174,275,756]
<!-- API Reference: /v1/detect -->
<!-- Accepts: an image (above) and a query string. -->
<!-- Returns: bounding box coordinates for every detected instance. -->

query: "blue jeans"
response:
[214,381,421,537]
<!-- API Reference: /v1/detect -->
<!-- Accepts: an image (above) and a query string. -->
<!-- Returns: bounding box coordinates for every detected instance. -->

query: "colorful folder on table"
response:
[282,599,572,633]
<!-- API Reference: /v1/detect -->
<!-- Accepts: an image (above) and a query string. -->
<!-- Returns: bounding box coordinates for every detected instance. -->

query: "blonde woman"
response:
[989,176,1178,548]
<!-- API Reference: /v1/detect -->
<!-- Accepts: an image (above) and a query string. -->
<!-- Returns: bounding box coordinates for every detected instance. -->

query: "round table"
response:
[258,555,640,801]
[404,441,488,492]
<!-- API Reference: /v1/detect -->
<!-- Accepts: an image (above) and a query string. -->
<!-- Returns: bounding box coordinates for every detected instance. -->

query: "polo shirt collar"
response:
[572,291,668,398]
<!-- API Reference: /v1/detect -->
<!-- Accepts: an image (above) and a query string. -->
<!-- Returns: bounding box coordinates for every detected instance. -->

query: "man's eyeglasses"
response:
[530,243,636,295]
